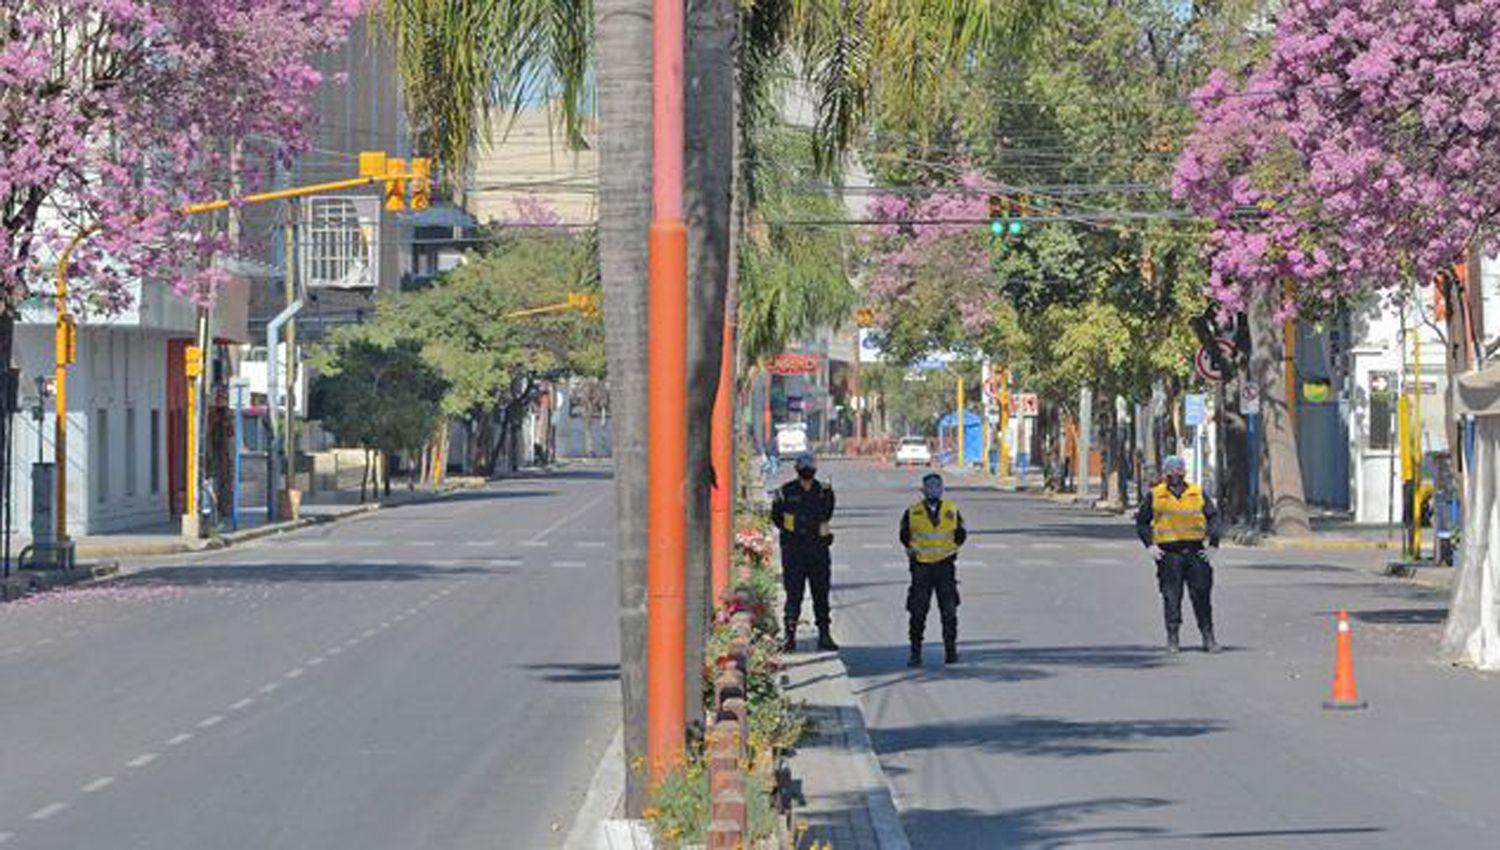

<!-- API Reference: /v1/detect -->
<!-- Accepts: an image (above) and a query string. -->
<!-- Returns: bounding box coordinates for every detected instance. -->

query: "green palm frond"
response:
[379,0,593,175]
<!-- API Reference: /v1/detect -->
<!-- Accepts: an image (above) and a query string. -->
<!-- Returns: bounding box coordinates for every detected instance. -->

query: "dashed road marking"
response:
[577,541,608,549]
[29,803,67,821]
[553,560,587,569]
[861,543,887,550]
[0,830,16,843]
[36,638,54,646]
[307,656,325,666]
[125,753,159,768]
[1032,542,1063,550]
[229,698,255,711]
[259,682,282,695]
[411,541,438,548]
[379,621,392,629]
[492,559,522,567]
[361,629,378,639]
[285,667,305,679]
[294,541,328,548]
[82,776,116,793]
[976,543,1008,550]
[464,540,498,547]
[198,715,225,728]
[521,540,548,548]
[327,646,344,656]
[166,733,194,746]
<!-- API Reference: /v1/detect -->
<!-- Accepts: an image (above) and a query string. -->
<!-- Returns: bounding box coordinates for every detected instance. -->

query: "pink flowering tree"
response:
[861,173,998,361]
[1174,0,1500,317]
[0,0,360,331]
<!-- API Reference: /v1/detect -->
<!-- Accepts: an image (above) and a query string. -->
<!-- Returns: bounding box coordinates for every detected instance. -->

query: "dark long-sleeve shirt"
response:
[899,500,967,566]
[771,478,835,549]
[1135,485,1221,551]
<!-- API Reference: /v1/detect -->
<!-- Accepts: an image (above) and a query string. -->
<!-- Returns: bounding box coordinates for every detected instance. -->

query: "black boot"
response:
[1166,627,1180,654]
[783,625,797,653]
[944,643,960,664]
[907,644,923,667]
[1201,627,1220,654]
[817,629,839,651]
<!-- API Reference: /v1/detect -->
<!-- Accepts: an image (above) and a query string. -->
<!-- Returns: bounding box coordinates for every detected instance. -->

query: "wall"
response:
[7,325,177,540]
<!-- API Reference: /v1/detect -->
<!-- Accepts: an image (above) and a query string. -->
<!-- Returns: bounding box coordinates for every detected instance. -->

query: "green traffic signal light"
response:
[991,220,1005,236]
[1009,220,1023,235]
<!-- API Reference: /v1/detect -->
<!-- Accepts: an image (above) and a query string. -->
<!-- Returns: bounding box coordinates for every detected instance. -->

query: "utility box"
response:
[26,462,74,570]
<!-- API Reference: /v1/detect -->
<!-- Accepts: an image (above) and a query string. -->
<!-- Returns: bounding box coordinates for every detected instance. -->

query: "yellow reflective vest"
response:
[907,499,960,564]
[1151,482,1208,544]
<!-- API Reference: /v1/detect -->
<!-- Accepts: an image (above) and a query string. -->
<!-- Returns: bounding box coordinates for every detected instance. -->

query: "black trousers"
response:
[782,543,832,631]
[1157,549,1213,631]
[907,559,960,646]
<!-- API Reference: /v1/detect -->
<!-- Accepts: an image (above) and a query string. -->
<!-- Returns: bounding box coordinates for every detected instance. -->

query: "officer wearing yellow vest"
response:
[1135,455,1222,653]
[899,472,967,666]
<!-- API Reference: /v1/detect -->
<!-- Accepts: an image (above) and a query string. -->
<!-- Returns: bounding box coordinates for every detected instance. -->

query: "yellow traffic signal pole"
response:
[50,154,430,544]
[956,370,966,469]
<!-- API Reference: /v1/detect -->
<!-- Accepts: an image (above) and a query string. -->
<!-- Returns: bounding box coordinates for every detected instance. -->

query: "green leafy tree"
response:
[310,338,448,501]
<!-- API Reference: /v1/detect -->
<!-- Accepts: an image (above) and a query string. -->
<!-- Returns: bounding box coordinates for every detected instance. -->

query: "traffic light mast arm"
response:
[504,293,600,320]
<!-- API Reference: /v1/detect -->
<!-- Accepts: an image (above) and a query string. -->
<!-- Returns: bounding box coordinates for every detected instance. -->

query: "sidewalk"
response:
[780,649,910,850]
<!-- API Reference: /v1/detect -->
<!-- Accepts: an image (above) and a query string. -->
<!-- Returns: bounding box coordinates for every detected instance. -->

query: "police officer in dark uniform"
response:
[900,472,967,666]
[1135,455,1222,653]
[771,452,837,652]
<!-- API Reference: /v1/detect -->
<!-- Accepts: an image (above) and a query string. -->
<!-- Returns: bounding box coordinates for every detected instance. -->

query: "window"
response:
[125,408,137,497]
[1368,371,1396,451]
[150,409,161,494]
[95,409,109,503]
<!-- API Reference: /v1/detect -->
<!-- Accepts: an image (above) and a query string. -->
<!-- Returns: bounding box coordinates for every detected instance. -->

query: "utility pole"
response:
[283,200,300,520]
[1078,387,1093,501]
[647,0,688,783]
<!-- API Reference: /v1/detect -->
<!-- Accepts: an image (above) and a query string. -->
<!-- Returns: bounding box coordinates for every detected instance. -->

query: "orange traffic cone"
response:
[1323,609,1368,711]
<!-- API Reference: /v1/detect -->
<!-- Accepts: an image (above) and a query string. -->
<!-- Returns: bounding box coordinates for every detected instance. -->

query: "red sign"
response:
[766,354,819,375]
[1013,393,1040,417]
[1194,338,1237,383]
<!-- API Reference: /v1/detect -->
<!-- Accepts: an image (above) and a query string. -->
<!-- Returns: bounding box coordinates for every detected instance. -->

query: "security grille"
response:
[303,196,379,290]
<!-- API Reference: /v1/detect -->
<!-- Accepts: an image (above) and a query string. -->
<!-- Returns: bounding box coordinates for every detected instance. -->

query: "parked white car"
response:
[895,436,932,466]
[775,423,809,457]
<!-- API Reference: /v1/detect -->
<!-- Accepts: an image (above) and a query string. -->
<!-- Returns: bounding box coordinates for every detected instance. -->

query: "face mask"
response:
[1166,474,1185,488]
[798,468,816,481]
[923,483,943,501]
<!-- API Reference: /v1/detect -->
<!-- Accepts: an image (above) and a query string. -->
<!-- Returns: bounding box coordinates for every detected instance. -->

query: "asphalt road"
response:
[0,466,620,850]
[818,460,1499,849]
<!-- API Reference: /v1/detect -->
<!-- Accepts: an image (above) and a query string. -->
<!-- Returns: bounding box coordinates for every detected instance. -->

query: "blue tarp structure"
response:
[937,411,983,467]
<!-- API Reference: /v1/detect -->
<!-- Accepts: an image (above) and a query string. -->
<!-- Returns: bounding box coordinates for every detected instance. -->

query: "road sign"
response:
[1013,393,1040,417]
[786,396,804,412]
[1184,393,1207,427]
[1194,338,1237,382]
[1240,382,1261,415]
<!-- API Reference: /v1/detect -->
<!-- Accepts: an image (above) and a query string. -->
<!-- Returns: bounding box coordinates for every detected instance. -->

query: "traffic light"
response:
[358,150,388,179]
[410,157,431,211]
[987,194,1025,238]
[384,157,407,212]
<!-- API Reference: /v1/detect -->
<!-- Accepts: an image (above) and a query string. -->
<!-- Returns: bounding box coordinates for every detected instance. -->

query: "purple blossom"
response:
[1175,0,1500,316]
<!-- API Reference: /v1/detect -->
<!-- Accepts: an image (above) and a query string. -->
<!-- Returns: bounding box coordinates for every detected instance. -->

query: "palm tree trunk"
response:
[682,0,737,734]
[1249,295,1311,536]
[596,0,654,817]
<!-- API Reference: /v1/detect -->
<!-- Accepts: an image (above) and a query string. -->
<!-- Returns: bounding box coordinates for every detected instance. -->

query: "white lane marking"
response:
[166,733,195,746]
[1085,557,1117,566]
[361,629,378,639]
[0,830,16,843]
[378,621,392,629]
[125,753,159,768]
[411,541,438,548]
[884,561,907,570]
[576,541,607,549]
[1017,558,1049,567]
[198,715,225,728]
[353,540,382,548]
[1091,541,1124,549]
[432,559,462,567]
[1032,542,1063,550]
[525,491,606,544]
[861,543,888,550]
[306,656,325,666]
[4,646,23,656]
[36,638,54,646]
[976,542,1008,550]
[82,776,116,793]
[491,559,522,567]
[967,562,989,569]
[294,541,328,548]
[29,802,67,821]
[406,607,420,615]
[229,698,255,711]
[520,540,549,548]
[259,682,282,695]
[465,540,499,547]
[552,560,587,569]
[344,638,360,647]
[285,668,305,680]
[326,646,344,656]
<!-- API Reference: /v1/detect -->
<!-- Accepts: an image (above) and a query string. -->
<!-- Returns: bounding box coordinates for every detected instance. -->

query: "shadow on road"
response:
[521,662,620,683]
[900,799,1384,849]
[1347,607,1448,625]
[967,524,1137,542]
[839,642,1181,694]
[872,713,1228,759]
[901,798,1172,849]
